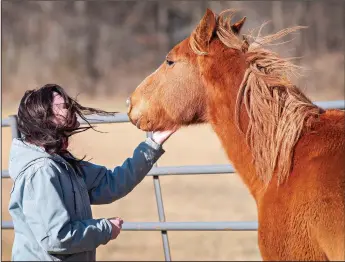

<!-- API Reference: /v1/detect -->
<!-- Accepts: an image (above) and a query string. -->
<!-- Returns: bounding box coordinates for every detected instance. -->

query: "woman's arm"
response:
[25,161,114,255]
[81,137,165,205]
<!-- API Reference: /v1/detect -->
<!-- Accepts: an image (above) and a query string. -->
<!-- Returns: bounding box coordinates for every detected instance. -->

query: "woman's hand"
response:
[108,217,123,240]
[152,128,178,145]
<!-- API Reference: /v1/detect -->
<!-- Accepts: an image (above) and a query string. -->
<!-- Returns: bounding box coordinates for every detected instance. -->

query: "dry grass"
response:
[1,97,260,261]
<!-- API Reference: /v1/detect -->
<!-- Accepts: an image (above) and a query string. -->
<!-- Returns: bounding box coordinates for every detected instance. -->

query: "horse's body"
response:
[127,9,345,260]
[256,109,345,260]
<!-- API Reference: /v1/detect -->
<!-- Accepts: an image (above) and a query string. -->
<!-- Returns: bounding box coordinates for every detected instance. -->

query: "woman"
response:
[8,84,176,261]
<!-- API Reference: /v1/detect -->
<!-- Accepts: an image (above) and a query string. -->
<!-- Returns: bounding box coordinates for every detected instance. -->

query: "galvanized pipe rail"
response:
[2,100,344,128]
[2,221,258,231]
[2,99,344,261]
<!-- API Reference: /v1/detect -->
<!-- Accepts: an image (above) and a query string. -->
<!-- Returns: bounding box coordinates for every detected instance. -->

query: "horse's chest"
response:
[257,200,327,261]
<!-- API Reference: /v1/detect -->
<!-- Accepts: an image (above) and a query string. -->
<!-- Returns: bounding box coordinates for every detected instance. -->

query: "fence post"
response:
[8,115,21,139]
[146,132,172,261]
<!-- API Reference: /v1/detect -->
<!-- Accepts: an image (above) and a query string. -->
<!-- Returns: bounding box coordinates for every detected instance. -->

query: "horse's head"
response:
[127,9,246,131]
[128,8,317,187]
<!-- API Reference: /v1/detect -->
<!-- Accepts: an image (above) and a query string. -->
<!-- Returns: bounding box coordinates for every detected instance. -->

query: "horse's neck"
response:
[204,66,264,199]
[208,101,263,199]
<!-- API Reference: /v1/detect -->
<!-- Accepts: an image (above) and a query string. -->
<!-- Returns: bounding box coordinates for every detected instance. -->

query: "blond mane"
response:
[190,9,322,186]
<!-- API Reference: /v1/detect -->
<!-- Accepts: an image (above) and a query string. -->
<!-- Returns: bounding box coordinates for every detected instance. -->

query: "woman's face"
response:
[52,92,80,129]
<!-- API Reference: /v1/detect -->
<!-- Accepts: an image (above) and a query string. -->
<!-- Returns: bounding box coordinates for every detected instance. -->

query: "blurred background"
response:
[2,1,344,261]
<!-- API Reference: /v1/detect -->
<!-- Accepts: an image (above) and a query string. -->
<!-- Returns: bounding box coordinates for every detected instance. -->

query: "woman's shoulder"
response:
[19,158,65,182]
[8,138,67,182]
[8,157,65,200]
[32,157,72,178]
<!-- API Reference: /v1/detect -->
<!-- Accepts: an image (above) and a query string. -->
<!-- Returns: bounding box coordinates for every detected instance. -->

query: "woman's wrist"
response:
[144,137,162,150]
[151,129,176,145]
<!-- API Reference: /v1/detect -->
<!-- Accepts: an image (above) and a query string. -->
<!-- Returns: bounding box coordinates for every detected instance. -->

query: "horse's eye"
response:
[166,59,174,66]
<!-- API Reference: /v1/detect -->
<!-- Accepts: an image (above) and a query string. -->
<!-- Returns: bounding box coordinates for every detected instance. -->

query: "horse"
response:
[127,8,345,261]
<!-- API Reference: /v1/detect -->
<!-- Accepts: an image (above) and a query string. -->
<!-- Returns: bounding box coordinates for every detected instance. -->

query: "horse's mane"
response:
[190,9,322,186]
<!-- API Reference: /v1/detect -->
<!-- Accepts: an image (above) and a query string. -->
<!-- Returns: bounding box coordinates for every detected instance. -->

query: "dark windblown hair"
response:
[17,83,118,174]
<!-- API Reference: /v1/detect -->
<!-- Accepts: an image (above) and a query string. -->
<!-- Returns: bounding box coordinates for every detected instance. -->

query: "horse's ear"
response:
[192,8,217,50]
[231,16,246,34]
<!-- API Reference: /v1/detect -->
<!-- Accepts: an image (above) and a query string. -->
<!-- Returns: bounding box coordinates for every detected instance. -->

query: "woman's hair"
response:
[17,83,118,173]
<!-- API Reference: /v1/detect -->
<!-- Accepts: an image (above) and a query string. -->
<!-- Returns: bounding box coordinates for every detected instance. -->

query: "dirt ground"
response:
[1,98,261,261]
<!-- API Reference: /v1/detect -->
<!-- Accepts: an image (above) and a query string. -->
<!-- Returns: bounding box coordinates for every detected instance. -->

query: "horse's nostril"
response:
[126,97,131,108]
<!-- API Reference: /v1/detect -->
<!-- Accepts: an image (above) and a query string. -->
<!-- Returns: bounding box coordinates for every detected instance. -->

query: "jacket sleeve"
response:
[25,161,113,255]
[81,138,165,205]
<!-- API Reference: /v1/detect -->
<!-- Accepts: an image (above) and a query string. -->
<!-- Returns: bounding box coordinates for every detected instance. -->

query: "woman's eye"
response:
[166,59,174,66]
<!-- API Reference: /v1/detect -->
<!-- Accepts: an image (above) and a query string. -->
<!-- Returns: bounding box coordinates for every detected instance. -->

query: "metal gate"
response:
[2,99,344,261]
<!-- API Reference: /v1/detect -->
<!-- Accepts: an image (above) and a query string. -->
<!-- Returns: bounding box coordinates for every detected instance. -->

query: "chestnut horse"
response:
[127,9,345,261]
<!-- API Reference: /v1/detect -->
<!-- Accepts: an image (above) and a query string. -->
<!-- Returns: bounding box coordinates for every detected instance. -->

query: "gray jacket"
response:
[8,137,164,261]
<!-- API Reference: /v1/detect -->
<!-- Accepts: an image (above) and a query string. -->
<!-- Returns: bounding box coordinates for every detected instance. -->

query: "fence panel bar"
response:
[148,164,235,175]
[2,221,258,231]
[314,100,345,109]
[8,115,21,139]
[147,132,172,261]
[153,176,171,261]
[1,165,236,179]
[1,100,344,128]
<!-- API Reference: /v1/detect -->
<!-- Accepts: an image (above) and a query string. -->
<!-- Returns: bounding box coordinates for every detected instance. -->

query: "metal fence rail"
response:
[2,99,344,261]
[1,164,236,178]
[2,100,344,128]
[2,221,258,231]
